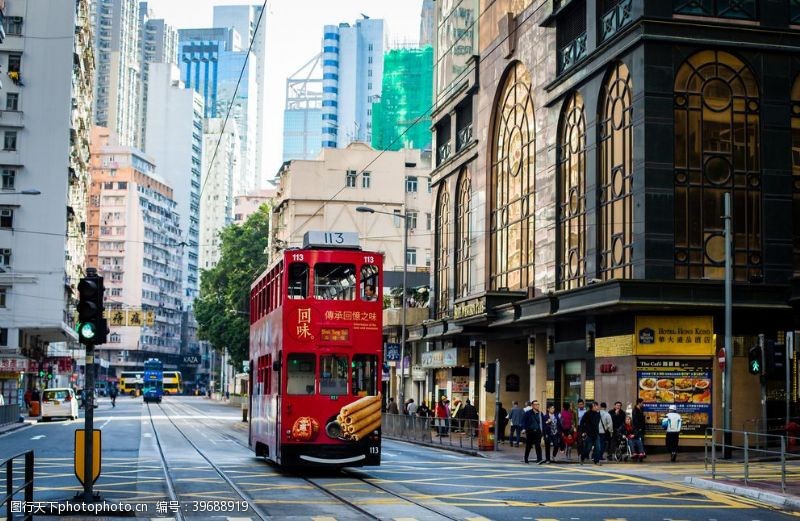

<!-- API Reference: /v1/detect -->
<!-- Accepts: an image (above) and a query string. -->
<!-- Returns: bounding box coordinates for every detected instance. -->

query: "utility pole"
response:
[493,358,500,452]
[723,193,733,459]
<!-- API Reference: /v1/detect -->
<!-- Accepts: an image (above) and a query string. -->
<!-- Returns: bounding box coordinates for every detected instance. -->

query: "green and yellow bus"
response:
[120,371,143,395]
[163,371,182,395]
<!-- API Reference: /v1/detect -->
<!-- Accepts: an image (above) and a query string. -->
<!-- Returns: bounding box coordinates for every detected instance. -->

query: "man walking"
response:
[664,404,683,462]
[598,402,613,460]
[110,385,118,408]
[522,400,544,463]
[509,401,524,447]
[579,402,602,464]
[632,398,646,445]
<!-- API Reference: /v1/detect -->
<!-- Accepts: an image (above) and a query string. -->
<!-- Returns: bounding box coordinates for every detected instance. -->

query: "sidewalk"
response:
[0,418,33,437]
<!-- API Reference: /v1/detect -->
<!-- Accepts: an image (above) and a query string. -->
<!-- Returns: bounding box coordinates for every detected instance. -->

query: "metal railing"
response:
[1,451,34,521]
[742,416,800,451]
[0,405,19,427]
[381,413,484,451]
[705,427,798,494]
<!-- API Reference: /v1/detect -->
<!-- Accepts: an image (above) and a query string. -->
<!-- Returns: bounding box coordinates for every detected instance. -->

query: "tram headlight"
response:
[325,420,342,439]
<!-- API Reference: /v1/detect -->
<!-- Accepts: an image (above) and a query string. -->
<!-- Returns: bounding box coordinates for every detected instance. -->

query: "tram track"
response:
[165,398,466,521]
[145,401,269,521]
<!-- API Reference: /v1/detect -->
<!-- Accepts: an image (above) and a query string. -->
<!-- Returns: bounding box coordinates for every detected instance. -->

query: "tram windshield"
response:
[319,355,348,396]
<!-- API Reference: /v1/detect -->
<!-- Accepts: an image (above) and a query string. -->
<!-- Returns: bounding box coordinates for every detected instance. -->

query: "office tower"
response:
[138,2,178,149]
[92,0,140,147]
[179,28,257,194]
[282,54,323,161]
[321,18,385,149]
[0,0,93,390]
[86,127,183,373]
[213,5,267,188]
[145,63,203,306]
[420,0,434,47]
[372,47,433,151]
[200,118,240,269]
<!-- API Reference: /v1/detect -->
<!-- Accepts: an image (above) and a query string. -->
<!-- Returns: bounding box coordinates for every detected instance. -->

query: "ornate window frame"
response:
[455,168,472,298]
[435,186,451,318]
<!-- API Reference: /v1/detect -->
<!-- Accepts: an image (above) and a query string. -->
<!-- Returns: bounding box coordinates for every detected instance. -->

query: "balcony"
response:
[558,32,587,74]
[600,0,633,42]
[456,124,473,152]
[437,142,451,165]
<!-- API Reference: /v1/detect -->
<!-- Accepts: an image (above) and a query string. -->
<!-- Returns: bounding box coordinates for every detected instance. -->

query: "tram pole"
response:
[399,207,408,408]
[83,345,95,501]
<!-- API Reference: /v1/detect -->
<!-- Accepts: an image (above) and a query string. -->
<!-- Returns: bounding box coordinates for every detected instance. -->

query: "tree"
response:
[194,205,270,368]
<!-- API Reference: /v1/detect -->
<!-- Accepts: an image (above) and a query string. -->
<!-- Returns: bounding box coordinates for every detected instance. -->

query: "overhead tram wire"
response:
[197,0,267,203]
[291,0,548,234]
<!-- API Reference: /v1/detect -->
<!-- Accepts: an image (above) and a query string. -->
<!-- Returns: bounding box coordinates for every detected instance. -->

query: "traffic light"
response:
[38,367,45,378]
[77,267,107,345]
[748,345,763,375]
[484,362,496,393]
[765,340,787,378]
[46,365,53,381]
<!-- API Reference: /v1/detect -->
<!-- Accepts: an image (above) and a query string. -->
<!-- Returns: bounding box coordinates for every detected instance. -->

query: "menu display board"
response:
[636,358,712,438]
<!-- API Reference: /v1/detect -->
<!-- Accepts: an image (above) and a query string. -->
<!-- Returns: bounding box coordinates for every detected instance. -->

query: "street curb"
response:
[383,436,480,457]
[0,421,32,437]
[685,476,800,511]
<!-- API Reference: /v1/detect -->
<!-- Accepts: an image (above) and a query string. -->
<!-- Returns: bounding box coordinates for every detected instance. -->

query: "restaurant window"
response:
[674,50,761,281]
[792,74,800,275]
[455,168,472,298]
[598,62,633,280]
[314,263,356,300]
[557,92,587,290]
[490,62,535,290]
[287,353,316,395]
[319,355,348,396]
[352,354,378,396]
[435,187,450,318]
[288,262,308,299]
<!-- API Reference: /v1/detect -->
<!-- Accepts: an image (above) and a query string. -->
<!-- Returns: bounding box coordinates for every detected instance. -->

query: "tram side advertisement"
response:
[636,358,712,438]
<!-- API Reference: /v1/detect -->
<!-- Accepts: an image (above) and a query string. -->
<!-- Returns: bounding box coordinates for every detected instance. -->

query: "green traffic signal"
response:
[79,321,97,342]
[748,346,763,375]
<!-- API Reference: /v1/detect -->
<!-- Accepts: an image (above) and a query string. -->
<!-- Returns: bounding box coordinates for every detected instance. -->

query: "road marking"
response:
[98,418,112,430]
[143,432,152,437]
[311,518,337,521]
[31,435,46,440]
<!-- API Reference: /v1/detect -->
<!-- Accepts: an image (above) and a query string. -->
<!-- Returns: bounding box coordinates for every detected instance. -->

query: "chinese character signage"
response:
[636,358,712,438]
[634,316,714,356]
[385,343,401,362]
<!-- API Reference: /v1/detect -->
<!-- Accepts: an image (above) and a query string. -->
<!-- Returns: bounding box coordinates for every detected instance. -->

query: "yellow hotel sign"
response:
[634,316,714,356]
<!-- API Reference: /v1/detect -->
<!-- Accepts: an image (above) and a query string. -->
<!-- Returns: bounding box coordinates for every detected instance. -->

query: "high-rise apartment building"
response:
[86,127,183,373]
[282,54,323,161]
[0,0,94,397]
[92,0,140,147]
[179,28,257,194]
[137,2,178,150]
[321,18,385,149]
[419,0,434,47]
[200,118,240,269]
[371,47,433,152]
[145,63,203,305]
[213,5,267,187]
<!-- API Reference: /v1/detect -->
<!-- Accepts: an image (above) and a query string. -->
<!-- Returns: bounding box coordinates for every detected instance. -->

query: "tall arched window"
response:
[490,62,535,290]
[435,187,451,318]
[674,50,761,281]
[455,169,472,298]
[792,74,800,275]
[598,62,633,280]
[557,92,586,290]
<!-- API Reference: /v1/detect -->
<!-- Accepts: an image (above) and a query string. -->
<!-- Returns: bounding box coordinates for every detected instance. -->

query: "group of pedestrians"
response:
[385,395,481,437]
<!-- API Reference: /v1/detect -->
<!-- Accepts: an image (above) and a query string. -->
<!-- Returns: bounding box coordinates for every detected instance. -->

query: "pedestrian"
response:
[623,415,646,461]
[522,400,544,464]
[509,401,524,447]
[663,404,682,462]
[110,385,118,407]
[579,401,602,465]
[543,404,561,462]
[406,398,417,416]
[451,398,463,432]
[576,399,587,424]
[461,399,478,437]
[498,402,509,444]
[632,398,646,445]
[417,401,430,417]
[24,388,32,410]
[387,397,399,415]
[598,402,613,460]
[609,401,626,459]
[444,399,452,433]
[435,397,449,437]
[32,388,40,403]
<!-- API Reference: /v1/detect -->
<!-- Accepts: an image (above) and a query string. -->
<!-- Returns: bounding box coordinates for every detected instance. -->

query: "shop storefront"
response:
[421,347,472,405]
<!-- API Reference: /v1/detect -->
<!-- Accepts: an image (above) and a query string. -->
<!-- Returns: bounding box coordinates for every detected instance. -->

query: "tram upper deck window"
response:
[287,353,316,395]
[361,264,379,301]
[288,263,308,299]
[351,355,378,396]
[319,355,348,396]
[314,263,356,300]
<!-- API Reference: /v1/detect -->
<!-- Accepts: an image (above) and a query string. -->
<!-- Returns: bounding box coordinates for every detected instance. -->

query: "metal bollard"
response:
[744,431,749,485]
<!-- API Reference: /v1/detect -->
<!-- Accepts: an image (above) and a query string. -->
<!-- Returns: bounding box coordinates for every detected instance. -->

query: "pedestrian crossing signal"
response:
[748,346,763,375]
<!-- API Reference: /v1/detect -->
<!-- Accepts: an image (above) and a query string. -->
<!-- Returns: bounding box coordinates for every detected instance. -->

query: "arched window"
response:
[435,187,451,318]
[792,75,800,275]
[455,169,472,298]
[674,50,761,281]
[598,62,633,280]
[490,62,535,290]
[557,92,586,290]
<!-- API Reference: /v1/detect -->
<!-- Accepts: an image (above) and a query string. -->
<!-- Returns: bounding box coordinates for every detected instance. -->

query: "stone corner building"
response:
[410,0,800,444]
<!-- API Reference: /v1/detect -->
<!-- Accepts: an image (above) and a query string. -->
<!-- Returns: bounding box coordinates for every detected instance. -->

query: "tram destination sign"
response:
[303,231,359,249]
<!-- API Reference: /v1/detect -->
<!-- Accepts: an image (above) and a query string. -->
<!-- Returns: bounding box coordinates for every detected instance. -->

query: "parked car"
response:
[40,388,79,421]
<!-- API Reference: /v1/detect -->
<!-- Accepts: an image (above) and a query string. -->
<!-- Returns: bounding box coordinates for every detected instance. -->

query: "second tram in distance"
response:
[249,231,383,467]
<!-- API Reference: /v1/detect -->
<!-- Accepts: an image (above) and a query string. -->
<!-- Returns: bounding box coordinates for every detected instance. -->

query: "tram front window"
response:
[288,263,308,299]
[287,353,316,395]
[320,355,348,395]
[314,263,356,300]
[352,355,378,396]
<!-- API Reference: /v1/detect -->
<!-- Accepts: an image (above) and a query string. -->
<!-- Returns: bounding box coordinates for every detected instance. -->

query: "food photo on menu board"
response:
[636,358,712,437]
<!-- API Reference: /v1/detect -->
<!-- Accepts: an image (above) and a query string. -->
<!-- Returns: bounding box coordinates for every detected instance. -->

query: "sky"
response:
[144,0,426,186]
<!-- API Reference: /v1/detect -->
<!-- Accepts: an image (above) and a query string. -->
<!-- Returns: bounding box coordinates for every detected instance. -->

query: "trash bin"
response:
[241,400,249,422]
[29,401,40,417]
[478,420,495,451]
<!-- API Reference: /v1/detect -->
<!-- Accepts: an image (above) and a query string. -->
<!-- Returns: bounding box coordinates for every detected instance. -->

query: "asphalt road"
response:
[0,396,796,521]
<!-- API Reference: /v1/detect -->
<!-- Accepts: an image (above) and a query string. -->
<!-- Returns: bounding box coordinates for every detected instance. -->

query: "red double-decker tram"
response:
[249,231,383,467]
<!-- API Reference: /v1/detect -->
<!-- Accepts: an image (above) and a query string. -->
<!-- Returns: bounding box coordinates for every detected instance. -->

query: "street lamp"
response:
[356,205,408,407]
